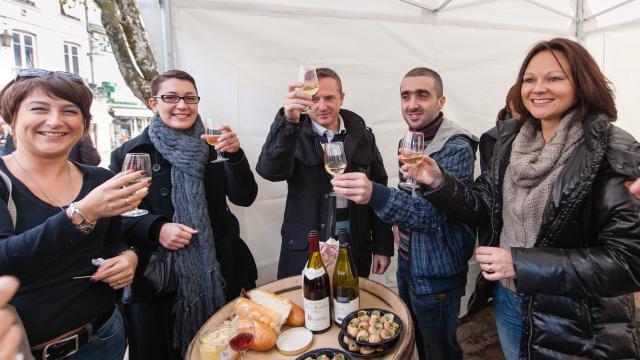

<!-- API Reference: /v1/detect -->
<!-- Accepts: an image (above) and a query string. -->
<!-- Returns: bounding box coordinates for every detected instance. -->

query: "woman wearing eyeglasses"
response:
[0,70,147,360]
[110,69,258,359]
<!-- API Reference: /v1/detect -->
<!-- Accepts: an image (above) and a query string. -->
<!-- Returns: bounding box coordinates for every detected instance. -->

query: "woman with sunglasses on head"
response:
[110,69,258,359]
[338,38,640,359]
[0,70,147,360]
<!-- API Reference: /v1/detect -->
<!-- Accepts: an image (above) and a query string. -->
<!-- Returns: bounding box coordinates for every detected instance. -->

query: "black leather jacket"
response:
[422,113,640,359]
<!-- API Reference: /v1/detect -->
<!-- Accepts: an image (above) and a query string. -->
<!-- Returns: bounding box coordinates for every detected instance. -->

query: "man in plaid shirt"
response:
[332,68,477,360]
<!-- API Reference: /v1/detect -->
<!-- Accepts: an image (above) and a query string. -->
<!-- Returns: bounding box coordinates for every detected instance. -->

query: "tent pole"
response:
[584,0,637,21]
[160,0,174,70]
[397,0,434,12]
[434,0,453,13]
[523,0,575,20]
[576,0,584,44]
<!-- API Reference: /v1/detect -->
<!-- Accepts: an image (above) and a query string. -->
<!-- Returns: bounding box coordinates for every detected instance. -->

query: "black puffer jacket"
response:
[422,113,640,359]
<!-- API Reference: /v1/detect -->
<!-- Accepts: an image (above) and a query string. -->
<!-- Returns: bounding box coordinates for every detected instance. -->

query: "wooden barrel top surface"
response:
[186,276,415,359]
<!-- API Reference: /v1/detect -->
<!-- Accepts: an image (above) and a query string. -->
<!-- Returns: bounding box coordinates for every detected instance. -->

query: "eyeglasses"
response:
[153,95,201,104]
[15,68,84,84]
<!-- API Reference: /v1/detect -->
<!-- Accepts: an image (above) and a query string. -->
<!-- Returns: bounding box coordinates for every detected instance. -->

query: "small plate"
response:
[338,331,394,358]
[277,327,313,355]
[296,347,353,360]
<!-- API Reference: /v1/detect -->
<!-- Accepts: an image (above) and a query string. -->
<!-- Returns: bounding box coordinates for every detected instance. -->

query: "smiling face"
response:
[12,89,84,159]
[148,78,199,131]
[400,76,445,130]
[521,50,576,124]
[308,77,344,131]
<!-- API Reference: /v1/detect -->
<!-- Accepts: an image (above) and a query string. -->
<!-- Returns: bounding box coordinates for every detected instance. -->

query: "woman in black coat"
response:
[404,38,640,359]
[110,70,258,359]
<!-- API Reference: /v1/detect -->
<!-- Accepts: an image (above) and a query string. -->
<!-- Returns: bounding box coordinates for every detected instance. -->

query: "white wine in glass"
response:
[324,141,347,196]
[203,117,228,163]
[398,131,425,190]
[121,153,152,217]
[299,65,319,113]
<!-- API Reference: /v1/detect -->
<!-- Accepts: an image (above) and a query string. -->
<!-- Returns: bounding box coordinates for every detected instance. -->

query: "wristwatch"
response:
[68,202,96,234]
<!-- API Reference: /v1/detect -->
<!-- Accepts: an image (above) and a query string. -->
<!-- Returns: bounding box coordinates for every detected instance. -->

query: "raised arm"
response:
[256,109,302,181]
[371,136,476,232]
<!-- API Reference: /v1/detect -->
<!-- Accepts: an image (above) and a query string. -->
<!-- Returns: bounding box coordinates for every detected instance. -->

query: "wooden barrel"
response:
[186,276,415,359]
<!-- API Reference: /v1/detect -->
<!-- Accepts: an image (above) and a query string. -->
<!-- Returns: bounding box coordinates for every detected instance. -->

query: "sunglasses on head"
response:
[15,69,84,84]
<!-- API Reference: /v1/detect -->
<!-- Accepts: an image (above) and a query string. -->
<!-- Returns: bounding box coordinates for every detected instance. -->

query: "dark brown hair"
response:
[316,68,343,94]
[403,67,443,98]
[513,38,616,122]
[150,69,198,96]
[0,73,93,131]
[496,84,520,121]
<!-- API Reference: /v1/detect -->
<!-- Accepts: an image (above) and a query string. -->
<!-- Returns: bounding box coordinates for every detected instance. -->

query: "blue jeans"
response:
[493,283,523,360]
[71,307,126,360]
[397,257,463,360]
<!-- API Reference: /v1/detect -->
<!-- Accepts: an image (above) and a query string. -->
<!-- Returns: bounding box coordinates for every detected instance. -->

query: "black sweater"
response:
[0,159,126,345]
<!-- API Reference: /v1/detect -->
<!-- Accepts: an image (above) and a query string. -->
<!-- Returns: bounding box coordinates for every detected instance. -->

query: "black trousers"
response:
[123,294,181,360]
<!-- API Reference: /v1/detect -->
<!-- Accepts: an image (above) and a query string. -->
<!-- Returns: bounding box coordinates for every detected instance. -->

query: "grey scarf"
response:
[500,112,583,291]
[148,114,226,355]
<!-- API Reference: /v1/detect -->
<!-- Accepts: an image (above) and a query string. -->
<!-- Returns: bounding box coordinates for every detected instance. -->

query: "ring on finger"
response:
[124,196,132,206]
[489,264,494,273]
[116,280,121,286]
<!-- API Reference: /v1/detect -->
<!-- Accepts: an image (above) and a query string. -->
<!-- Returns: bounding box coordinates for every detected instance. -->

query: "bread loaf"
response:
[247,289,305,326]
[249,320,277,351]
[233,297,282,331]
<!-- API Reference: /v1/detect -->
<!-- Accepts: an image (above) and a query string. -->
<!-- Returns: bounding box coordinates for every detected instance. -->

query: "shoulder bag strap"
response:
[0,170,16,229]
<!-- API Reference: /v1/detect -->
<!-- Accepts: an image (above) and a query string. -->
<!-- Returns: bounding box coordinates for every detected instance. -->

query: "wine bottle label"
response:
[333,296,360,324]
[303,297,331,331]
[303,266,326,280]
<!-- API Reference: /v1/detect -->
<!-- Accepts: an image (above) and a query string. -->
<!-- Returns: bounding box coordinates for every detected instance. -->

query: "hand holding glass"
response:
[398,131,425,190]
[203,117,228,163]
[121,153,152,217]
[324,141,347,196]
[299,65,318,114]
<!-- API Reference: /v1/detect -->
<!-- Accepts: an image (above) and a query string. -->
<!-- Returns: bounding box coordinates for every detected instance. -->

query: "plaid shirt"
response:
[369,135,476,294]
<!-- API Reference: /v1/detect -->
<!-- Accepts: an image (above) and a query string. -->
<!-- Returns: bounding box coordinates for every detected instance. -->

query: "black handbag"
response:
[122,245,177,303]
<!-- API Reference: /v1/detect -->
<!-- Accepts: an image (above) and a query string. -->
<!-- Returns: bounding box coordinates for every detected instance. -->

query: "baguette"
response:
[248,289,304,327]
[233,297,282,331]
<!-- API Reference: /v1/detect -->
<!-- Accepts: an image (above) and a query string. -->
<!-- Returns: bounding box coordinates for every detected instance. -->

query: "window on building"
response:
[13,31,35,69]
[64,43,80,74]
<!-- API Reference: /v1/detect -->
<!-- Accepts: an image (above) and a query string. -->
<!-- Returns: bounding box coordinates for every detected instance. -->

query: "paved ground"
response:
[458,305,504,360]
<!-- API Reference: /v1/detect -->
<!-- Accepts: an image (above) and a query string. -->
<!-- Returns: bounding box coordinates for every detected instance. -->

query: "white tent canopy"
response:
[139,0,640,306]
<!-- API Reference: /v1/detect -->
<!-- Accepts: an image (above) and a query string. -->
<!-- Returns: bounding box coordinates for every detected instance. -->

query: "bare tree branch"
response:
[93,0,157,105]
[114,0,159,81]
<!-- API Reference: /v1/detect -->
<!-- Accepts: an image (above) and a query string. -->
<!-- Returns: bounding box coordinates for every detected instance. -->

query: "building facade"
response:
[0,0,152,163]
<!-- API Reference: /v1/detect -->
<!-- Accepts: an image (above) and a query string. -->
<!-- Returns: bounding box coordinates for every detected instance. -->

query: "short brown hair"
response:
[497,84,520,121]
[150,70,198,96]
[0,72,93,131]
[403,67,443,98]
[513,38,616,122]
[316,68,343,94]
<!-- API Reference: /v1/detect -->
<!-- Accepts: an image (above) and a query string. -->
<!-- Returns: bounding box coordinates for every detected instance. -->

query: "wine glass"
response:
[121,153,152,217]
[229,318,255,359]
[203,117,228,163]
[299,65,318,114]
[398,131,425,191]
[324,141,347,196]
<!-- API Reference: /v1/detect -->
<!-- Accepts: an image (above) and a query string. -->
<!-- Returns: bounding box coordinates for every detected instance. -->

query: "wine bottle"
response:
[332,228,359,325]
[302,230,331,333]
